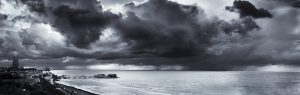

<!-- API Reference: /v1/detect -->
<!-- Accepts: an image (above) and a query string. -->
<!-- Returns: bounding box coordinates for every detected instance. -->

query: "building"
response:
[0,67,8,72]
[12,56,19,70]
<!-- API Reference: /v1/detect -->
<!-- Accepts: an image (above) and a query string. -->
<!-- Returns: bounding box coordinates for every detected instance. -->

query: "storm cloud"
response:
[113,0,259,58]
[18,0,122,48]
[52,5,120,48]
[0,0,299,70]
[226,0,273,18]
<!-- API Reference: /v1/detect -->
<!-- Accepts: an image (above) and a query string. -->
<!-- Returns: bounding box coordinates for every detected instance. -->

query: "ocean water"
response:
[52,70,300,95]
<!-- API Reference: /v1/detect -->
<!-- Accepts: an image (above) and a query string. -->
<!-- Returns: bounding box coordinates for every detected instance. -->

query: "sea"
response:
[52,70,300,95]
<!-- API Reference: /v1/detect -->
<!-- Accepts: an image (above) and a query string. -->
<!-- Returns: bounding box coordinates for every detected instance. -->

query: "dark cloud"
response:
[113,0,259,58]
[117,1,209,57]
[2,0,300,70]
[221,17,260,35]
[226,0,273,18]
[0,14,7,27]
[294,2,300,8]
[0,0,126,61]
[52,5,121,48]
[286,0,300,8]
[19,0,121,48]
[212,0,300,69]
[0,14,7,20]
[49,0,121,48]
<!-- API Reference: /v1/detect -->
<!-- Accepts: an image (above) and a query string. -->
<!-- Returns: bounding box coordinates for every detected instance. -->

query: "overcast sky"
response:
[0,0,299,71]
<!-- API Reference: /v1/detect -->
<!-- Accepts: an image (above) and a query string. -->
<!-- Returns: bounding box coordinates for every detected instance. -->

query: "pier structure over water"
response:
[59,74,119,79]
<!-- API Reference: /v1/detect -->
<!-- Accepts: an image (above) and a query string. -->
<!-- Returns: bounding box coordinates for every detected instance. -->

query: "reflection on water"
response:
[52,70,300,95]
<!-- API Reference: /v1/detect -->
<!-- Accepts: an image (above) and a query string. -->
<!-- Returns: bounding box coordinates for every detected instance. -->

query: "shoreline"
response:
[55,83,98,95]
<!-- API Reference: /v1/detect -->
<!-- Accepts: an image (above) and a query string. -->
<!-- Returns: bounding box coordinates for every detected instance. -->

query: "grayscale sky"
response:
[0,0,300,71]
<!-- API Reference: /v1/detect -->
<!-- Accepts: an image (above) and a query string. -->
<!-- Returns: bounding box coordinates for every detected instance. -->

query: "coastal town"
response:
[0,57,100,95]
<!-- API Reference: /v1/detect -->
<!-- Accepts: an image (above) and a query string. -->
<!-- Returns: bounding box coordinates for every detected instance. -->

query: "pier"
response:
[57,74,119,80]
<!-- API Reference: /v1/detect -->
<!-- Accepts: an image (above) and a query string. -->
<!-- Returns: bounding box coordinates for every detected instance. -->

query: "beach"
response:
[55,83,98,95]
